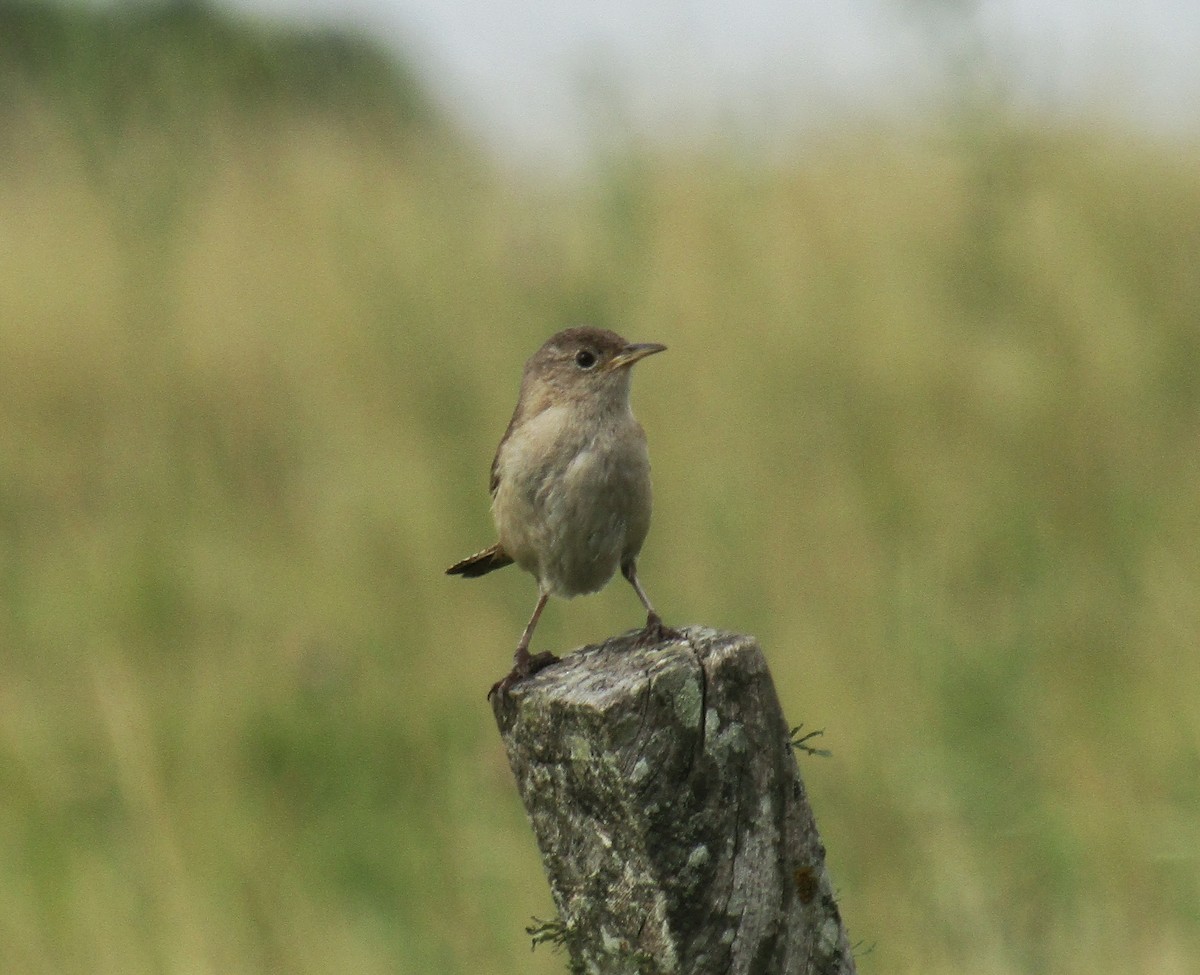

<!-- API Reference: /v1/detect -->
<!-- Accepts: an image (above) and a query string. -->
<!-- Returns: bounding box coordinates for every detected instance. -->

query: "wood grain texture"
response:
[492,627,857,975]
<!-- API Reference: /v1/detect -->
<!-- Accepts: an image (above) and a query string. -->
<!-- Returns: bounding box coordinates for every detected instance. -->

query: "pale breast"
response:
[492,404,652,597]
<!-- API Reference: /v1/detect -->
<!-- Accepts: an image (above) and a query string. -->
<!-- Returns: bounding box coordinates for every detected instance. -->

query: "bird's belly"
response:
[542,456,629,596]
[494,436,650,598]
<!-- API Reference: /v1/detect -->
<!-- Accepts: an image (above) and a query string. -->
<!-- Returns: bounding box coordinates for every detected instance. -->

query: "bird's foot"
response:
[635,612,683,647]
[487,649,561,700]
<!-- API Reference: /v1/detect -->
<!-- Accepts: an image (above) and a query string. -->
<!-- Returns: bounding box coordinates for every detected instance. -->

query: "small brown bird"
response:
[448,326,677,696]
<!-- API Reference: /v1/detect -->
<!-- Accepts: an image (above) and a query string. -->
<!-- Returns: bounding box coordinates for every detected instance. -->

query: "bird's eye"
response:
[575,349,597,369]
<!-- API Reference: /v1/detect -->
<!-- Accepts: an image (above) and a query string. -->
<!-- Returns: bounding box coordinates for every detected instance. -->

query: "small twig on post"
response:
[790,724,833,758]
[492,626,857,975]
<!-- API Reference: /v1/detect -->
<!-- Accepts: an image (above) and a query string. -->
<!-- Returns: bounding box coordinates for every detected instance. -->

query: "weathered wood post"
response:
[491,626,857,975]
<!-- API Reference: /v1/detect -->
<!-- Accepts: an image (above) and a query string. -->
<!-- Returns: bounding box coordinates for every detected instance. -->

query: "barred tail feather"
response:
[446,543,514,578]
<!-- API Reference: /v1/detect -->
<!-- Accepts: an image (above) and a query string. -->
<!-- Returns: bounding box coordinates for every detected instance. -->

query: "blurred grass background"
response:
[1,2,1198,973]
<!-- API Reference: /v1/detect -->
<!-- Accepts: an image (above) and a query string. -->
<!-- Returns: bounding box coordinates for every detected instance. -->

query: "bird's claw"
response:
[635,613,683,647]
[487,650,561,700]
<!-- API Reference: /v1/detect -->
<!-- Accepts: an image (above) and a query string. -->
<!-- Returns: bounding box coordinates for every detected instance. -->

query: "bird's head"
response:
[520,326,666,413]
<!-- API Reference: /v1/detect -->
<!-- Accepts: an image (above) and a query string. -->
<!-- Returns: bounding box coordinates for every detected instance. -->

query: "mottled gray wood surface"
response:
[491,627,857,975]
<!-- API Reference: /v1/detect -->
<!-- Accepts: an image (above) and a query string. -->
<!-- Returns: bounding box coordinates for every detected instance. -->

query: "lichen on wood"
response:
[492,626,857,975]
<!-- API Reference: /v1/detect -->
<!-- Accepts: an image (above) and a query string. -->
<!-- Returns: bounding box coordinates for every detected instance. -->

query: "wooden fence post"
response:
[491,626,857,975]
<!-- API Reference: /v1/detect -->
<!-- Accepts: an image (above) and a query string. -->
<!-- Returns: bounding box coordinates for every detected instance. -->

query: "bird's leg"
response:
[621,559,682,645]
[513,590,559,674]
[489,591,559,699]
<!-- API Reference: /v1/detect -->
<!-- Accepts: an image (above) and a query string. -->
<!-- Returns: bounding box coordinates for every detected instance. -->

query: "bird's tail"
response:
[446,543,514,578]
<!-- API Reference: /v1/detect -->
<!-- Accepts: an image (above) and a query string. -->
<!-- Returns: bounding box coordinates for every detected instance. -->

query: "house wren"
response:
[447,326,677,696]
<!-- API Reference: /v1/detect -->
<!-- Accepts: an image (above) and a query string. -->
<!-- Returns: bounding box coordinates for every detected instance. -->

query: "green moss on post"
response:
[492,627,857,975]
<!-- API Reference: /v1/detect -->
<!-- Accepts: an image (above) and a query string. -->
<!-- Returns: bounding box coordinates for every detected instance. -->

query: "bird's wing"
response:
[489,447,502,497]
[489,405,523,497]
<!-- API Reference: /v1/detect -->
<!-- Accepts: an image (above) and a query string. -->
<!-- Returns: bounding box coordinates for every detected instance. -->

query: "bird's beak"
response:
[607,342,667,371]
